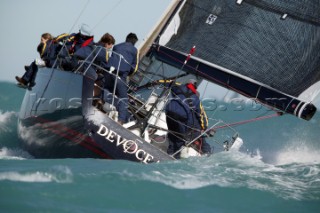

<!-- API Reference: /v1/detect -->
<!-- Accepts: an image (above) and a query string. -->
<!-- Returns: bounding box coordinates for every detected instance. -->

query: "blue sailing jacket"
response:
[74,42,109,64]
[72,42,109,80]
[39,40,56,67]
[107,42,138,77]
[166,84,208,131]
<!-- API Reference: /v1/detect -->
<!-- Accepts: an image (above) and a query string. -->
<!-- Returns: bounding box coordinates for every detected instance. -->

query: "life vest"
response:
[53,33,94,55]
[69,34,94,54]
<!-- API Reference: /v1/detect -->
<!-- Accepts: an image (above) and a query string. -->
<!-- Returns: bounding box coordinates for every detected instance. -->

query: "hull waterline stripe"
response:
[33,116,112,159]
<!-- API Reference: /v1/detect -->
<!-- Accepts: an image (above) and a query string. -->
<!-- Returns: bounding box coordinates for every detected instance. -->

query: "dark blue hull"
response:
[18,68,174,163]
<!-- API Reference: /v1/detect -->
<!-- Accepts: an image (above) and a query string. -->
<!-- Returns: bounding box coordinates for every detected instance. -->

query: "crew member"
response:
[75,32,115,106]
[15,33,56,87]
[57,24,95,71]
[104,33,139,124]
[69,32,115,80]
[165,79,212,158]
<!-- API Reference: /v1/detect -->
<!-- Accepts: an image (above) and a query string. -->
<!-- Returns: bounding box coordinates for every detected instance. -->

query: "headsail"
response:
[149,0,320,120]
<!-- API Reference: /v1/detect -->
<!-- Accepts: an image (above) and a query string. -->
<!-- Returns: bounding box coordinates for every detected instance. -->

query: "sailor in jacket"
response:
[15,33,57,87]
[165,80,212,158]
[104,33,139,124]
[57,32,95,70]
[71,33,115,80]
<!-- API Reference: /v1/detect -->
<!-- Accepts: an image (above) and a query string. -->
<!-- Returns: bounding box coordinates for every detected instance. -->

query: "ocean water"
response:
[1,81,320,213]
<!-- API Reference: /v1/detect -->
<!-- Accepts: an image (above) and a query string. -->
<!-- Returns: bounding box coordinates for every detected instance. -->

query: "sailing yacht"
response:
[17,0,319,163]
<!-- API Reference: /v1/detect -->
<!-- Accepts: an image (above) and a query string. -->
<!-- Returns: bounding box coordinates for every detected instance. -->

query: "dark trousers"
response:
[166,116,188,156]
[104,72,129,123]
[23,61,38,83]
[166,115,212,156]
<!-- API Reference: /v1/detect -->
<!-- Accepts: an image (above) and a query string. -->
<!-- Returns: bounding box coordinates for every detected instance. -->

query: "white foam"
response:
[114,142,320,201]
[141,149,317,199]
[0,147,33,160]
[0,166,73,183]
[0,110,15,123]
[140,150,264,190]
[275,147,320,165]
[0,171,54,182]
[274,142,320,165]
[0,110,16,132]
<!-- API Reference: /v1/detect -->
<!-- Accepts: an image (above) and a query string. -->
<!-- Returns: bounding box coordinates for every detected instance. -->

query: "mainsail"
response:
[147,0,320,120]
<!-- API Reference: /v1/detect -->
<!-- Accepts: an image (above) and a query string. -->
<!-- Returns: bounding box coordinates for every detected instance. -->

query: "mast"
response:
[138,0,183,58]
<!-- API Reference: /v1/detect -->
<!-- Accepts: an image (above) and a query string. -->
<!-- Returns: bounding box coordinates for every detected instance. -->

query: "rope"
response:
[212,112,282,130]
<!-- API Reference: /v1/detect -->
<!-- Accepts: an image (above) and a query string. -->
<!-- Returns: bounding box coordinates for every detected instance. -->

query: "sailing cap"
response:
[79,24,91,36]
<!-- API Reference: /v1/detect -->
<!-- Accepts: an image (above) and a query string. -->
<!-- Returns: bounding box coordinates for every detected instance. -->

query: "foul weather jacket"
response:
[166,84,208,132]
[107,42,139,78]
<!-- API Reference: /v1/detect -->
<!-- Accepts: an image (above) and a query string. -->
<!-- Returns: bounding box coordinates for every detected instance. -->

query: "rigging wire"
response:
[201,80,209,100]
[90,0,124,32]
[78,46,283,152]
[68,0,91,34]
[34,0,91,112]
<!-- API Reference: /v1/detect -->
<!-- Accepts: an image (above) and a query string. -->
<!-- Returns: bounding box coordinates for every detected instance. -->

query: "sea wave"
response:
[0,147,33,160]
[136,150,320,200]
[0,165,73,183]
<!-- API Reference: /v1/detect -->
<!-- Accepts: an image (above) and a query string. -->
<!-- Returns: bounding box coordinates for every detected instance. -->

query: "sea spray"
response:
[0,110,16,133]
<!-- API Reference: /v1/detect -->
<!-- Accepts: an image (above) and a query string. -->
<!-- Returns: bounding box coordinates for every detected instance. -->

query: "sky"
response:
[0,0,173,83]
